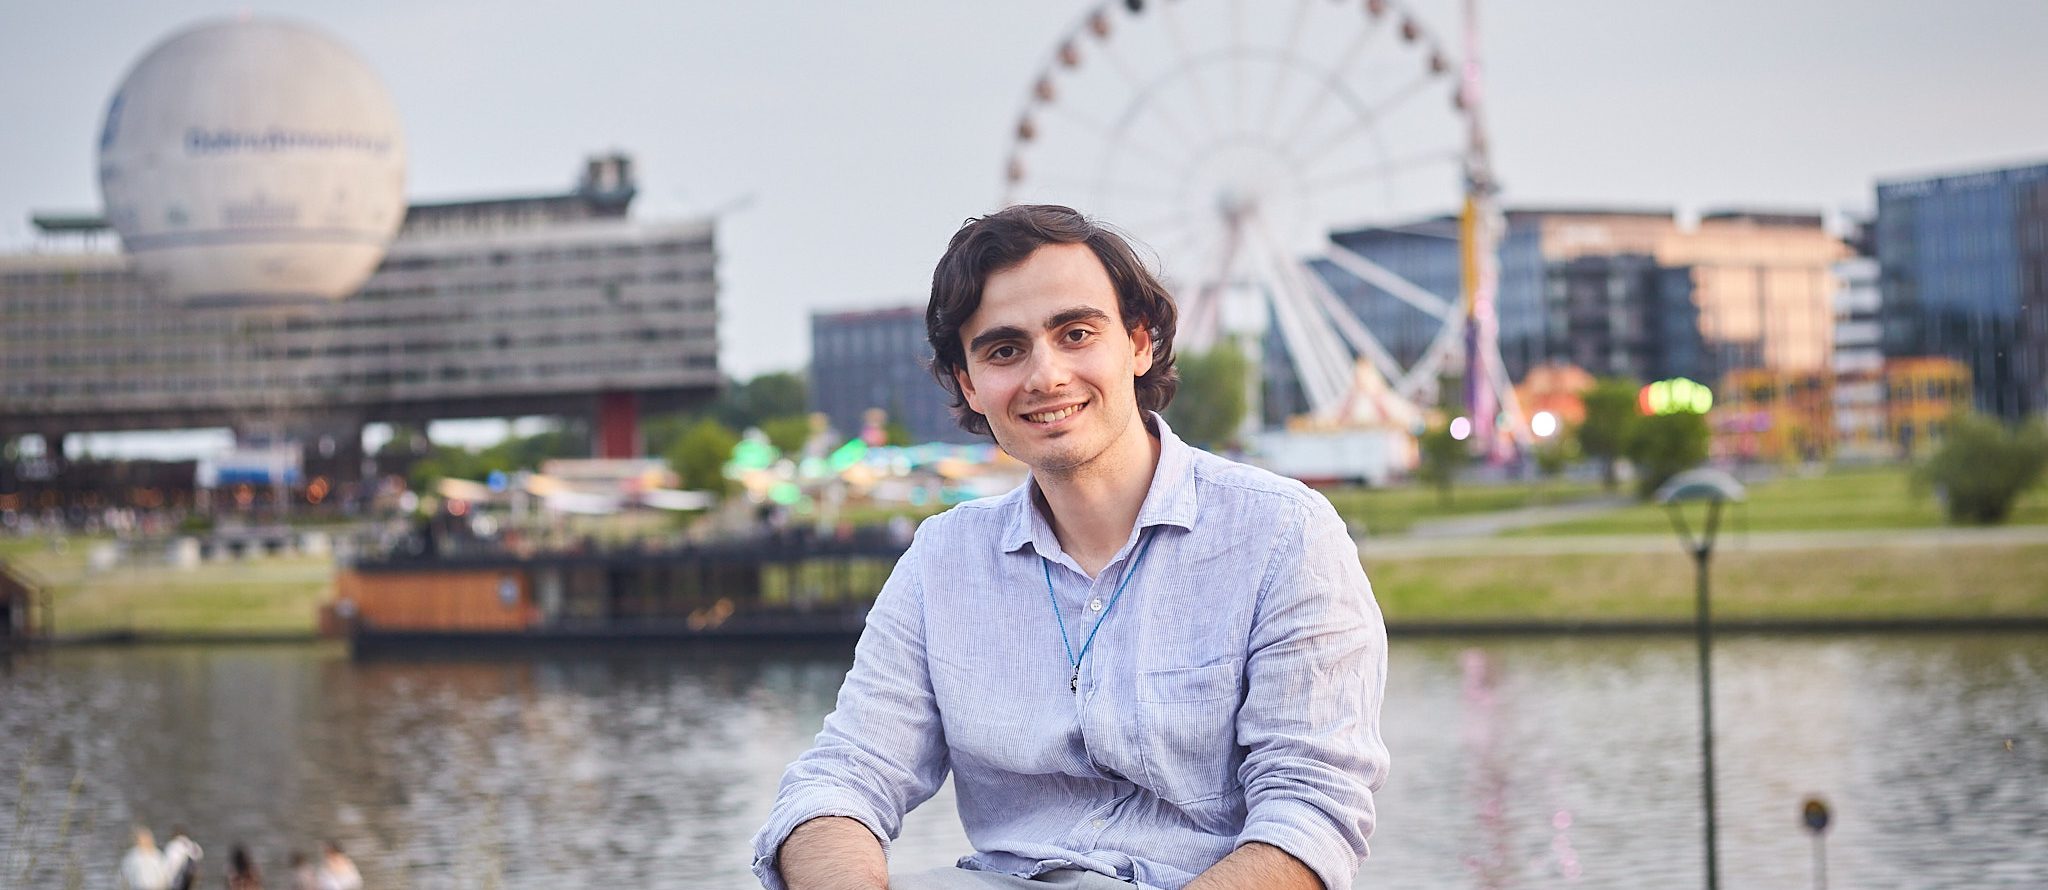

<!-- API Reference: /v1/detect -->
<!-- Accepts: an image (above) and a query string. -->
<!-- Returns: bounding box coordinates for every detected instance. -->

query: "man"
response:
[752,205,1387,890]
[160,825,202,890]
[317,840,362,890]
[119,826,167,890]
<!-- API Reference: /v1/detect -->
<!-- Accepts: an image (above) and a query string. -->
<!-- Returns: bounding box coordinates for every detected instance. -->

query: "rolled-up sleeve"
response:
[749,538,951,889]
[1233,498,1390,890]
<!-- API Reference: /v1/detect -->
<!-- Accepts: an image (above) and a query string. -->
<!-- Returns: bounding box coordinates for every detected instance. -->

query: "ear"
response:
[954,365,986,416]
[1128,322,1154,378]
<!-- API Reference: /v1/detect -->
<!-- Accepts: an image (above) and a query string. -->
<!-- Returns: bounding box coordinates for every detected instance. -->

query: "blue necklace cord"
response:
[1041,528,1157,693]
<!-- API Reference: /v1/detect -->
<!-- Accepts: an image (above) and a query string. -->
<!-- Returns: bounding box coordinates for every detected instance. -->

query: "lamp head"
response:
[1655,467,1746,506]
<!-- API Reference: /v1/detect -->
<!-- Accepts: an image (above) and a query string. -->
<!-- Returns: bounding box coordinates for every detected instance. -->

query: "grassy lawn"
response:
[1503,465,2048,536]
[8,461,2045,635]
[3,536,331,635]
[1368,542,2048,624]
[1320,479,1606,535]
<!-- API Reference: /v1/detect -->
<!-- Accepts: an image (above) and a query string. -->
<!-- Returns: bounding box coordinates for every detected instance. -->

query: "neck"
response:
[1035,412,1161,576]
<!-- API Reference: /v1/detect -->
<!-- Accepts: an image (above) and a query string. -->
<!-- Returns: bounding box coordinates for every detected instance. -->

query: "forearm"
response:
[1186,842,1322,890]
[777,816,888,890]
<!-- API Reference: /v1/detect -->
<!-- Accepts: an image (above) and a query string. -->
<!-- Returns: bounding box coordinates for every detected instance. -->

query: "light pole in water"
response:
[1656,467,1746,890]
[1803,797,1832,890]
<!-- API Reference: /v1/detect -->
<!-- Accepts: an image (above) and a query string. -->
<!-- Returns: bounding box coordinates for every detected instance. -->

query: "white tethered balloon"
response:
[98,17,407,307]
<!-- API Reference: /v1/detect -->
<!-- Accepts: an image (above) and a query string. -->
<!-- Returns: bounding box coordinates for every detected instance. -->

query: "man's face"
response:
[954,242,1154,477]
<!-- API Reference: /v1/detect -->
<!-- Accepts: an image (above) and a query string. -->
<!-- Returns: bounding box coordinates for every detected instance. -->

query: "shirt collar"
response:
[999,411,1200,556]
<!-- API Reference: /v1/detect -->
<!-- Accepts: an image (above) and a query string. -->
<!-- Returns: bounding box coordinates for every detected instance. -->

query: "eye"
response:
[988,344,1021,361]
[1063,327,1094,344]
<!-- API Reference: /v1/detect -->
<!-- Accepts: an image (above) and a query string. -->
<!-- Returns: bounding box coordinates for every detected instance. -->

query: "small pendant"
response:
[1070,668,1080,693]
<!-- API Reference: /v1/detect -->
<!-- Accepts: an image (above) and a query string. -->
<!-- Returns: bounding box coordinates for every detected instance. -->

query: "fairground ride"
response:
[1000,0,1529,457]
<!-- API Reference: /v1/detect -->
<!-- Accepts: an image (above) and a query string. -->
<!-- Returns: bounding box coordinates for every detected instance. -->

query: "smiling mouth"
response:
[1022,401,1087,424]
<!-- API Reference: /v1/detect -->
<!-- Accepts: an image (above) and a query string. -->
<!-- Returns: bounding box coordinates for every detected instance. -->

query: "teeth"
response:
[1026,404,1083,424]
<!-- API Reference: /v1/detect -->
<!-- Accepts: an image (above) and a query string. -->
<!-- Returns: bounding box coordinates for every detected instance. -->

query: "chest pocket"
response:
[1135,660,1244,808]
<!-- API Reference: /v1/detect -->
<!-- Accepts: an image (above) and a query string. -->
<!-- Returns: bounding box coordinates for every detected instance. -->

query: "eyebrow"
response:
[967,306,1113,355]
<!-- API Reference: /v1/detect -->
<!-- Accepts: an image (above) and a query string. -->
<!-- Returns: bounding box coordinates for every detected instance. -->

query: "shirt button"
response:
[1092,818,1106,828]
[1088,598,1104,612]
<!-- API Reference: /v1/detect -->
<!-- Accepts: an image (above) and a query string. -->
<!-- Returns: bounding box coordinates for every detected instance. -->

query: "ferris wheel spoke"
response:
[1256,0,1317,137]
[1158,0,1232,146]
[1299,256,1406,385]
[1248,217,1353,416]
[1300,147,1462,194]
[1231,0,1249,135]
[1123,204,1215,244]
[1273,15,1387,154]
[1399,310,1468,398]
[1043,101,1191,176]
[1032,174,1186,206]
[1322,238,1455,320]
[1094,33,1205,150]
[1293,69,1437,170]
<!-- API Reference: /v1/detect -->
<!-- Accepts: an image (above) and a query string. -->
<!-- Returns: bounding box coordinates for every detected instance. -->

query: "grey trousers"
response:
[889,866,1137,889]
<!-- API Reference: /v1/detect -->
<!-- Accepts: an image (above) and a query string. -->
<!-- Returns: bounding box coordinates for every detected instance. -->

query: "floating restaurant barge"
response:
[334,531,907,654]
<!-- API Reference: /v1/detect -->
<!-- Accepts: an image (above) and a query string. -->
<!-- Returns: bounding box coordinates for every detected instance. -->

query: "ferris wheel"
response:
[1001,0,1529,452]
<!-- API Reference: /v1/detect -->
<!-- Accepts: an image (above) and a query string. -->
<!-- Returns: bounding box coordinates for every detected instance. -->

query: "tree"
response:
[759,415,814,456]
[1578,378,1641,492]
[1416,424,1468,506]
[404,425,588,492]
[665,418,740,495]
[1164,341,1250,450]
[715,371,809,431]
[1534,431,1579,479]
[406,444,488,493]
[884,419,913,447]
[1918,413,2048,524]
[1626,411,1711,499]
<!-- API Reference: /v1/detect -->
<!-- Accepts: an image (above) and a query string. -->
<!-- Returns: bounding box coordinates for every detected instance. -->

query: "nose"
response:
[1022,338,1073,394]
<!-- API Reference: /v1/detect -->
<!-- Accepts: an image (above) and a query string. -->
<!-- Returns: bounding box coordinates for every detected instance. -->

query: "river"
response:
[3,633,2043,888]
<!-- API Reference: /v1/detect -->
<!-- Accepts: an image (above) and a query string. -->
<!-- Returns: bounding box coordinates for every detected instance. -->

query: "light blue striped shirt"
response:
[752,415,1389,890]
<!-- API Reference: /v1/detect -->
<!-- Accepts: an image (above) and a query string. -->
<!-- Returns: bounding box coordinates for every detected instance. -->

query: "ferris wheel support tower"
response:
[1455,0,1530,460]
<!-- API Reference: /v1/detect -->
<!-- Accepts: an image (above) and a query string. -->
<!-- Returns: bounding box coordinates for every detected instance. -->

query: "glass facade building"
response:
[1876,160,2048,418]
[809,306,977,445]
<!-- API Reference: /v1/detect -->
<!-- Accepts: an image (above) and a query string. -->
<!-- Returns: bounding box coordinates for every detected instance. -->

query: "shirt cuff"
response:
[1236,796,1366,890]
[750,790,893,890]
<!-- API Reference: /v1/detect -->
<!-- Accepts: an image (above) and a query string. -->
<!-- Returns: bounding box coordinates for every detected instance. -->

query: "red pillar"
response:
[596,391,642,459]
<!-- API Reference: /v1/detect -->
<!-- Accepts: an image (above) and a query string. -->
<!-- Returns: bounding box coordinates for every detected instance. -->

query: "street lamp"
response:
[1656,467,1746,890]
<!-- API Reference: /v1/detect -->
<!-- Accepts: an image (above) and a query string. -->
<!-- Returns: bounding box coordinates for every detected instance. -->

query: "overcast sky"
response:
[5,0,2046,384]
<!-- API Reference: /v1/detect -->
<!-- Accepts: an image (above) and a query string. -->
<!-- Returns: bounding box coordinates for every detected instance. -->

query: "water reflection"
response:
[2,634,2042,889]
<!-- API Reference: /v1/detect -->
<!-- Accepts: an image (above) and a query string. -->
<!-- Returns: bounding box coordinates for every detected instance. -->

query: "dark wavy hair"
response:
[926,205,1179,437]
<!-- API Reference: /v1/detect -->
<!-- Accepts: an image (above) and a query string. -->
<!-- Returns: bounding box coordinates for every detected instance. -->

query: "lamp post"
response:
[1656,467,1746,890]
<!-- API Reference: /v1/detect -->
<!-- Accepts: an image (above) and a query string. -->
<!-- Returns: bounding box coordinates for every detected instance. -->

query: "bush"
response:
[1416,425,1468,505]
[1578,378,1640,492]
[666,418,740,495]
[1918,413,2048,524]
[1164,342,1250,449]
[1627,411,1710,499]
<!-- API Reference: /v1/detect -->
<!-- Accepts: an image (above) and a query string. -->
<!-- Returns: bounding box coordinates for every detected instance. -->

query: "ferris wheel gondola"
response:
[1001,0,1530,453]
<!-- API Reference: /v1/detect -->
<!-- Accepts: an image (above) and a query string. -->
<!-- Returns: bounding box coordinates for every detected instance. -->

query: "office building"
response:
[1875,159,2048,418]
[809,306,976,445]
